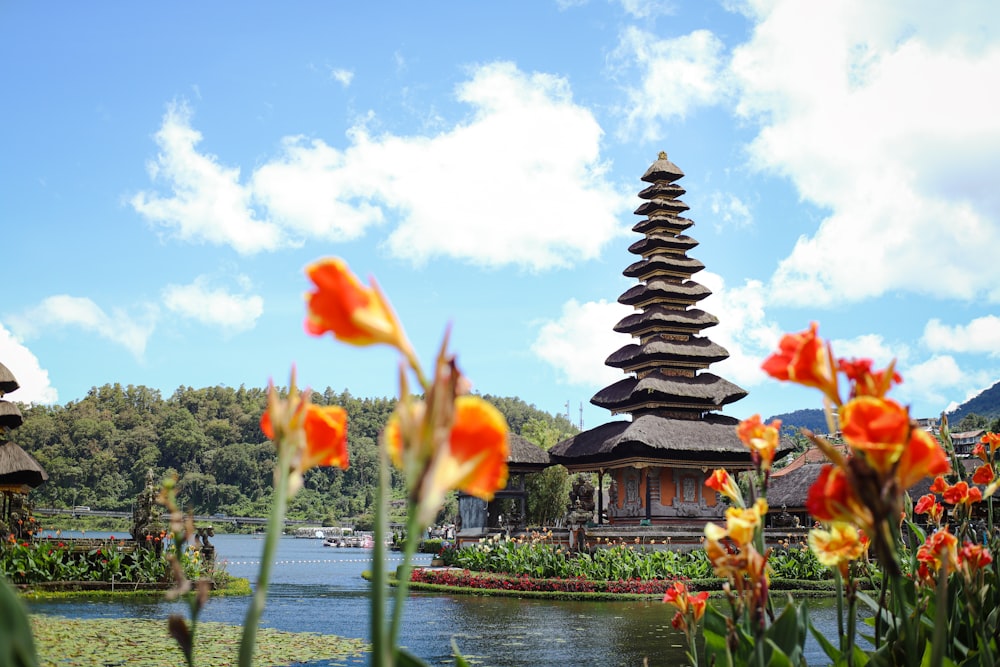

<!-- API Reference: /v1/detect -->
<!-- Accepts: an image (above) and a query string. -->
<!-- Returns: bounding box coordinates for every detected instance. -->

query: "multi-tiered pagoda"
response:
[550,152,772,525]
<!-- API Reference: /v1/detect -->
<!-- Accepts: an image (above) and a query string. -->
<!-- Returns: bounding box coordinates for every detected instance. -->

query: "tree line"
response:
[12,384,579,529]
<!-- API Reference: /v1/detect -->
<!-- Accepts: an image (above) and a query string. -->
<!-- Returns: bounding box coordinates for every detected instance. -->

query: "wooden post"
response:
[597,470,604,525]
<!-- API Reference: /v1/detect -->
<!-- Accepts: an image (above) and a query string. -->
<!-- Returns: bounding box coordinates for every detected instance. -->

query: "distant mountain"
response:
[765,408,830,435]
[767,380,1000,435]
[945,380,1000,424]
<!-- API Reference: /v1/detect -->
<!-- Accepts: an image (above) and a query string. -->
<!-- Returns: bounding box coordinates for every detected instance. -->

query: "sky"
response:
[2,1,1000,431]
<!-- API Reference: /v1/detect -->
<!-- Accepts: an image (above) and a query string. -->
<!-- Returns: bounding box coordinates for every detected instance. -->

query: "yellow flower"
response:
[808,522,867,575]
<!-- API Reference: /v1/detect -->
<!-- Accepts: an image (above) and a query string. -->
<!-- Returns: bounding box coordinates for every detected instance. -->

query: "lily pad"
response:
[30,615,368,666]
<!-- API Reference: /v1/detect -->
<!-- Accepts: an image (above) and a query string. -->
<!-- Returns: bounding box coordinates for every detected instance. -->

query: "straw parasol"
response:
[0,362,19,396]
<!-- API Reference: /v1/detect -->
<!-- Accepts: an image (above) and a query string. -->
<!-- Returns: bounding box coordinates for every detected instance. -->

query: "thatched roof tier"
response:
[605,336,731,371]
[0,442,48,489]
[614,306,718,337]
[637,182,685,201]
[0,363,19,396]
[591,372,747,414]
[619,280,711,309]
[623,255,704,281]
[550,413,762,469]
[632,216,693,235]
[641,152,685,183]
[507,433,551,471]
[634,198,690,216]
[0,400,23,430]
[628,234,699,257]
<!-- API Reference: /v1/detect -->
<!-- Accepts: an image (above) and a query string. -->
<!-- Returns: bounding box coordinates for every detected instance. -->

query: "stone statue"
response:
[131,469,161,544]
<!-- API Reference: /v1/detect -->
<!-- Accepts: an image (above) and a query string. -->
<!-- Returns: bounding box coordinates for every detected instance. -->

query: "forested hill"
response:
[10,384,577,527]
[945,381,1000,425]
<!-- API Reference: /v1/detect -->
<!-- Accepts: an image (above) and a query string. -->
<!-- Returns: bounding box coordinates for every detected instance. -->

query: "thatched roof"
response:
[0,362,19,396]
[591,372,747,413]
[627,235,699,256]
[624,254,704,280]
[550,413,765,468]
[605,337,730,369]
[507,433,551,471]
[619,279,711,308]
[614,306,718,336]
[641,152,684,183]
[634,198,690,216]
[632,215,693,235]
[638,181,686,200]
[0,400,23,430]
[0,442,48,489]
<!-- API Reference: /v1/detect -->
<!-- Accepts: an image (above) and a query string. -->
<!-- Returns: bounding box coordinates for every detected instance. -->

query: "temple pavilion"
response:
[550,152,788,528]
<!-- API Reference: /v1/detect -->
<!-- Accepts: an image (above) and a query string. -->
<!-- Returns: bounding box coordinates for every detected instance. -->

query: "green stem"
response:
[834,568,845,655]
[846,572,857,667]
[238,451,290,667]
[930,561,948,667]
[388,504,425,653]
[372,437,391,667]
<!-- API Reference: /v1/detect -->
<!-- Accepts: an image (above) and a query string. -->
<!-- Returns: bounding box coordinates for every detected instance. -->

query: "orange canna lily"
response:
[916,526,959,576]
[941,480,983,508]
[981,432,1000,457]
[761,322,839,404]
[839,396,910,475]
[806,464,874,532]
[838,358,902,399]
[896,427,950,490]
[973,463,995,485]
[385,395,509,526]
[959,542,993,579]
[261,373,349,495]
[705,468,744,506]
[304,258,409,352]
[736,415,781,473]
[914,493,944,525]
[724,499,768,547]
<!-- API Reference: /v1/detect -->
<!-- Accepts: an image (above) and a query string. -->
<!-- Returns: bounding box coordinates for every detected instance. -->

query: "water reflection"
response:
[27,533,855,666]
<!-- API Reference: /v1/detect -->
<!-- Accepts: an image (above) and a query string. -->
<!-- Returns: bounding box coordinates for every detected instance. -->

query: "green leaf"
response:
[396,646,432,667]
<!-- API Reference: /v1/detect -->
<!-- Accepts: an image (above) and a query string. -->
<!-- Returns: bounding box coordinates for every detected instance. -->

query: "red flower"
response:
[896,428,950,490]
[839,397,910,475]
[941,480,982,507]
[973,464,995,485]
[806,464,873,531]
[838,358,902,399]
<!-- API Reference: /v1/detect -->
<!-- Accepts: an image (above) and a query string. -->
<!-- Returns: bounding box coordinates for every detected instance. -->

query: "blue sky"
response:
[2,1,999,430]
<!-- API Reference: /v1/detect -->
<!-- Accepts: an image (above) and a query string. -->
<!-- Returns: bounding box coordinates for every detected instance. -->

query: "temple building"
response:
[550,152,786,526]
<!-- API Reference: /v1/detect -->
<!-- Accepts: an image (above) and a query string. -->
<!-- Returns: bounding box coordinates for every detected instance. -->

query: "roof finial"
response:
[658,151,667,160]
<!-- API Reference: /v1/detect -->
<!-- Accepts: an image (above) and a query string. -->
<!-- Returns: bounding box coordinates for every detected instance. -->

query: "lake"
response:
[27,532,854,666]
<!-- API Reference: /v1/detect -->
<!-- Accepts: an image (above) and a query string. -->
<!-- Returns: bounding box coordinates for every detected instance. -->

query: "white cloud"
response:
[531,299,632,386]
[709,191,753,231]
[617,0,677,19]
[131,101,284,255]
[698,273,780,388]
[727,1,1000,305]
[162,275,263,333]
[138,64,628,270]
[923,316,1000,357]
[613,27,728,140]
[896,354,968,416]
[8,296,156,360]
[0,324,57,404]
[330,68,354,87]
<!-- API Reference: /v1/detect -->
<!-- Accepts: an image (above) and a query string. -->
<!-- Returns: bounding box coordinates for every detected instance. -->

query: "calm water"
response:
[27,532,851,666]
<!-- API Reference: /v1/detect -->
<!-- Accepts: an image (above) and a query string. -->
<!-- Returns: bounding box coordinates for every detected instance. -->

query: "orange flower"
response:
[959,542,993,579]
[736,415,781,472]
[839,396,910,475]
[914,493,944,525]
[806,464,873,531]
[973,463,995,485]
[663,581,709,631]
[838,358,902,399]
[916,527,959,576]
[981,432,1000,456]
[808,522,867,576]
[941,480,983,508]
[705,469,743,506]
[761,322,838,403]
[304,258,409,351]
[385,395,509,525]
[724,499,768,547]
[261,372,349,495]
[896,428,950,490]
[973,442,989,462]
[929,475,948,494]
